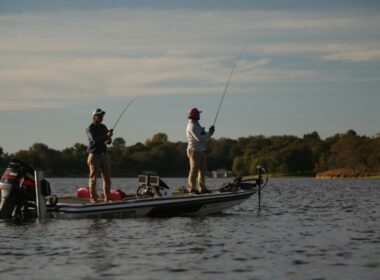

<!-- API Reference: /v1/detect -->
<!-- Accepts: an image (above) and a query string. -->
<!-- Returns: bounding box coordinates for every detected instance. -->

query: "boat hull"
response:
[49,190,256,219]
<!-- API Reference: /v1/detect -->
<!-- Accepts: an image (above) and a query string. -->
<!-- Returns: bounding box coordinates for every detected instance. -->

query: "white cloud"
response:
[322,47,380,62]
[0,8,378,110]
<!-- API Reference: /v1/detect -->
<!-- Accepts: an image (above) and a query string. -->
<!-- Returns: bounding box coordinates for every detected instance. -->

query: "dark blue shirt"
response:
[86,123,110,154]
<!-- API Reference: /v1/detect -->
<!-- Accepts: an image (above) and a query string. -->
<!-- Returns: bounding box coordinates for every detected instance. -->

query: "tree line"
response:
[0,130,379,177]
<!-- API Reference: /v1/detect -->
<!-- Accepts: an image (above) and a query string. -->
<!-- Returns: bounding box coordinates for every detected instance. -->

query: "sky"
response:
[0,0,379,153]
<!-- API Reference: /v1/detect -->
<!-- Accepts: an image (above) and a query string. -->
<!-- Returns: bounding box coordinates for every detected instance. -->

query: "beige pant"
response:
[87,153,111,201]
[187,149,206,192]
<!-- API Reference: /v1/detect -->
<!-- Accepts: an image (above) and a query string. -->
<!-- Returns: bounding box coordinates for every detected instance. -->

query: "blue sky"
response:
[0,0,379,153]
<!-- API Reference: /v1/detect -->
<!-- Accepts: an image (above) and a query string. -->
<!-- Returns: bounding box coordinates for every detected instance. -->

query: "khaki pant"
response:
[87,153,111,201]
[187,149,206,192]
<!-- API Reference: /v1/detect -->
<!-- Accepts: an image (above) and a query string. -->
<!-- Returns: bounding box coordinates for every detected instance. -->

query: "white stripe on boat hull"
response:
[49,190,255,219]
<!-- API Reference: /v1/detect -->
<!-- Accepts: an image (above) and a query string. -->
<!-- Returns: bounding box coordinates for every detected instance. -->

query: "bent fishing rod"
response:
[111,96,138,131]
[212,44,248,126]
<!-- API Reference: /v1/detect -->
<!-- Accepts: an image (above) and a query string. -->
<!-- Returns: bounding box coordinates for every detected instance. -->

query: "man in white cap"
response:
[186,107,215,194]
[86,108,113,203]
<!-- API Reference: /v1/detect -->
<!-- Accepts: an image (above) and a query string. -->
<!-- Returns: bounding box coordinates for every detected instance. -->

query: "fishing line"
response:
[112,96,138,131]
[212,44,248,126]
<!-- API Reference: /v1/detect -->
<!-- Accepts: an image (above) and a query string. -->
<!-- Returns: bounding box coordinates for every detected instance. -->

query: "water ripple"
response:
[0,178,379,280]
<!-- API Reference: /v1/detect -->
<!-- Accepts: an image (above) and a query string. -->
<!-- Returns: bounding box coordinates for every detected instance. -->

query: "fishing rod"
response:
[112,96,138,131]
[212,44,248,126]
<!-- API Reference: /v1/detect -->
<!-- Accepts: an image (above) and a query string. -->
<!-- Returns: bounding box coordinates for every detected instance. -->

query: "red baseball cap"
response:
[188,107,201,117]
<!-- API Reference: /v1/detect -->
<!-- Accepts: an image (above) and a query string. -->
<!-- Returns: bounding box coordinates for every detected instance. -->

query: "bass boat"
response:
[0,159,268,220]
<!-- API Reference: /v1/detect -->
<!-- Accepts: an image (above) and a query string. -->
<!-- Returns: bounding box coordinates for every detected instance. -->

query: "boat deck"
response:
[56,191,195,205]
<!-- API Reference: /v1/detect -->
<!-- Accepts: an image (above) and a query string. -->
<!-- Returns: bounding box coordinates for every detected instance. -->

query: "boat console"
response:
[136,174,172,198]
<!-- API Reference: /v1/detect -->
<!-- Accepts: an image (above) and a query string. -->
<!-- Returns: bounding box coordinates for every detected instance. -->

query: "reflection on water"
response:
[0,178,379,280]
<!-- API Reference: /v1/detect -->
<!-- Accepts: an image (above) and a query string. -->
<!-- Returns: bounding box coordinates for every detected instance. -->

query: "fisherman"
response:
[186,107,215,194]
[86,108,113,203]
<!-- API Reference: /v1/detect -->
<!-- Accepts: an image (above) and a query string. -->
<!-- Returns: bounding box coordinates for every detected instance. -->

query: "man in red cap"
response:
[186,107,215,194]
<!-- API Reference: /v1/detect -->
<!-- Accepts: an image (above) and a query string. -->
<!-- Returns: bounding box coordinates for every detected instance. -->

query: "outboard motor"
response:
[0,158,51,219]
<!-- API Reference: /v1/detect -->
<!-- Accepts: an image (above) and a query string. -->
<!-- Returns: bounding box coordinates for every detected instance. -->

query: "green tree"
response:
[145,133,169,147]
[108,137,127,176]
[1,130,379,177]
[0,147,10,172]
[207,138,238,171]
[61,143,88,176]
[13,143,63,176]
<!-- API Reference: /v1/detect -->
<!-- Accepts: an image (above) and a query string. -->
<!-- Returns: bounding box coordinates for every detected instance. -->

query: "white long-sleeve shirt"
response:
[186,120,212,151]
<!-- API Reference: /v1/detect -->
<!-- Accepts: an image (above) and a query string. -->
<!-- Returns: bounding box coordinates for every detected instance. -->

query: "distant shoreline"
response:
[315,168,380,179]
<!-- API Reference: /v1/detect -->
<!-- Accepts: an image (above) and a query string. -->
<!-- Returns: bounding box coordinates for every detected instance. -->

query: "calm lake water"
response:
[1,178,379,280]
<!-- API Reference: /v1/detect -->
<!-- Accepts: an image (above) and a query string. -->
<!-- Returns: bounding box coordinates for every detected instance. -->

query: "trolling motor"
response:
[219,166,268,193]
[136,174,172,198]
[218,166,269,212]
[0,158,51,219]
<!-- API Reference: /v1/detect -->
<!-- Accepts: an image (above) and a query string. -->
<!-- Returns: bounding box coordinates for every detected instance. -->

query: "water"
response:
[1,178,379,280]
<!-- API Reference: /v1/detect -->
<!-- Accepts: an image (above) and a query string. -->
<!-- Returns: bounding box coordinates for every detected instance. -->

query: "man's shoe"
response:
[201,188,212,194]
[104,195,113,203]
[190,189,200,194]
[89,198,99,203]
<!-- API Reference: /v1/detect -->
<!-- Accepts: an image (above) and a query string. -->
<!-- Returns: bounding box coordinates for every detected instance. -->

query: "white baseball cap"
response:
[92,108,106,116]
